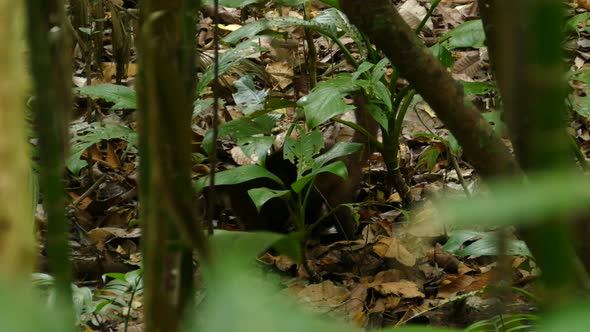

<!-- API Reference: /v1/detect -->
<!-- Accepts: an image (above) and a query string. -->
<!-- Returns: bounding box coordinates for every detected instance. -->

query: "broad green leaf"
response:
[196,41,262,95]
[224,17,331,45]
[440,19,485,50]
[248,187,291,212]
[417,145,441,172]
[292,161,348,193]
[202,117,274,155]
[284,129,324,176]
[568,69,590,117]
[372,58,390,83]
[238,135,277,166]
[192,231,359,332]
[443,230,531,257]
[272,231,305,263]
[0,285,74,332]
[367,101,389,131]
[371,81,392,112]
[313,142,361,169]
[460,81,496,95]
[194,165,284,192]
[537,301,590,332]
[207,230,285,269]
[74,84,137,110]
[442,230,482,253]
[233,75,269,115]
[352,61,373,80]
[319,0,339,9]
[263,97,297,113]
[456,236,530,257]
[430,43,454,68]
[299,74,358,128]
[564,12,590,35]
[291,175,315,195]
[314,8,364,55]
[67,124,138,175]
[465,314,539,332]
[304,92,353,128]
[482,111,508,137]
[448,132,460,155]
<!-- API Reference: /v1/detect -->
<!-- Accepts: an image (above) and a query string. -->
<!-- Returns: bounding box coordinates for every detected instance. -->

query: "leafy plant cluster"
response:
[52,1,590,332]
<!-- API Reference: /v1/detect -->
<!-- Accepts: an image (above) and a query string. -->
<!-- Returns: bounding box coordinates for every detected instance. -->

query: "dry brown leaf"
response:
[373,236,416,267]
[578,0,590,10]
[373,280,425,299]
[437,274,474,299]
[266,61,293,90]
[296,280,350,313]
[373,269,405,284]
[345,283,369,324]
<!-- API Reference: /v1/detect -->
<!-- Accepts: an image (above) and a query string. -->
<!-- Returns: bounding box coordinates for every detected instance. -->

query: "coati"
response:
[215,94,378,240]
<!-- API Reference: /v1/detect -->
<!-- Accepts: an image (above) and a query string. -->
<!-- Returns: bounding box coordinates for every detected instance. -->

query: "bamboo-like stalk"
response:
[0,0,36,281]
[138,1,205,331]
[25,0,73,312]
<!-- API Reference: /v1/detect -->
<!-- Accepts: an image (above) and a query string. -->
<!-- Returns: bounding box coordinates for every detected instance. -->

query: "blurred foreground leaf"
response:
[437,170,590,227]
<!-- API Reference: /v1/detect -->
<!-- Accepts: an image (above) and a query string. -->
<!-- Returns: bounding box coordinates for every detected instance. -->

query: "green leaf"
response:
[67,124,138,175]
[430,43,455,68]
[313,142,361,169]
[447,132,461,155]
[207,230,285,269]
[465,314,539,332]
[441,230,482,253]
[233,75,269,115]
[457,236,530,257]
[440,19,485,50]
[299,74,357,128]
[352,61,373,80]
[202,117,274,155]
[0,285,74,332]
[568,69,590,117]
[292,161,348,193]
[538,301,590,332]
[436,170,590,227]
[192,231,359,332]
[481,111,508,137]
[194,165,284,193]
[564,12,590,35]
[238,135,277,166]
[460,81,496,95]
[372,58,390,83]
[314,8,364,55]
[272,231,305,263]
[319,0,339,9]
[224,16,330,45]
[372,80,392,112]
[443,230,531,257]
[196,41,262,95]
[73,84,137,110]
[284,129,324,176]
[367,101,389,130]
[417,145,441,172]
[223,8,363,55]
[248,187,291,212]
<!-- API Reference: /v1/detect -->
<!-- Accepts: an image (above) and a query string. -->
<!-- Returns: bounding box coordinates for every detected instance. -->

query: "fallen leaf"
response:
[373,236,416,267]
